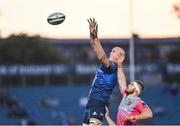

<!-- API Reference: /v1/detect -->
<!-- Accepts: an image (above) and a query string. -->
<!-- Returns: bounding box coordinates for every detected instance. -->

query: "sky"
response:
[0,0,180,39]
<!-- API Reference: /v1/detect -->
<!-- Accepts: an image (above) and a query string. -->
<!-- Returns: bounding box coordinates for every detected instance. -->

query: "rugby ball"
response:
[47,12,65,25]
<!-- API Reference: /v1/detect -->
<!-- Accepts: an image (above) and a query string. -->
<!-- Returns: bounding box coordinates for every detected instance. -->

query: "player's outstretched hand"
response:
[117,55,125,66]
[105,106,110,118]
[87,18,98,39]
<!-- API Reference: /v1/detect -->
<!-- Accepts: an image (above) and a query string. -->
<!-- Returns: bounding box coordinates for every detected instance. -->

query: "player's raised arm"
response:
[117,56,127,93]
[87,18,109,68]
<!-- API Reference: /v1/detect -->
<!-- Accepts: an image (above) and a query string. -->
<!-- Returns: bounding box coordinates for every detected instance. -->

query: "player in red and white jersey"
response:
[105,62,153,126]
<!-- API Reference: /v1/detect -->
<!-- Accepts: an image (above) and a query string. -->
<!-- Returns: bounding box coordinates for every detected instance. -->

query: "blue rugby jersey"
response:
[88,61,118,104]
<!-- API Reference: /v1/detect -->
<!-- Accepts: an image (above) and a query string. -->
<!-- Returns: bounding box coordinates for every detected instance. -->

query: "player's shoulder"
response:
[109,60,117,66]
[100,60,117,72]
[135,97,143,103]
[108,60,118,70]
[136,98,147,106]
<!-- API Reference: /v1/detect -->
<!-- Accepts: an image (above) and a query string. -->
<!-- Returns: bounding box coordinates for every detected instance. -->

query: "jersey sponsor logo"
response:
[127,101,132,105]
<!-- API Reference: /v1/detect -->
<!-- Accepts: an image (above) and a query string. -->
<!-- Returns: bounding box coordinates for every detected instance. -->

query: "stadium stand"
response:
[0,84,180,125]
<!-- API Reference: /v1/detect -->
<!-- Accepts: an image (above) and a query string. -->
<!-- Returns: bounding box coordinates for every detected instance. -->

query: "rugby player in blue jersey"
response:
[83,18,126,126]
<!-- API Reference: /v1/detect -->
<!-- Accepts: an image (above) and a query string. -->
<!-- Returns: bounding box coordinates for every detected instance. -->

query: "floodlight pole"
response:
[129,0,135,81]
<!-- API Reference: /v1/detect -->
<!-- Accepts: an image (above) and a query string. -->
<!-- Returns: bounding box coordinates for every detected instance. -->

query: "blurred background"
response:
[0,0,180,125]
